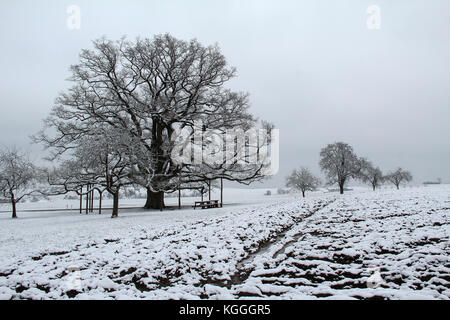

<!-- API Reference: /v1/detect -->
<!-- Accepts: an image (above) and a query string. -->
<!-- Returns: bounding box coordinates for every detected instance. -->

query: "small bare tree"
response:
[286,167,320,198]
[319,142,362,194]
[47,128,134,218]
[386,168,412,189]
[0,148,39,218]
[359,159,384,191]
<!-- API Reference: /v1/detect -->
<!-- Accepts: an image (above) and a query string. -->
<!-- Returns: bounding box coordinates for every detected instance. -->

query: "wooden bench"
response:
[193,200,220,209]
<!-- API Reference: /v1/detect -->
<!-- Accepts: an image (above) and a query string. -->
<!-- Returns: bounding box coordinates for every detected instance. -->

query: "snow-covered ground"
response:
[0,186,448,300]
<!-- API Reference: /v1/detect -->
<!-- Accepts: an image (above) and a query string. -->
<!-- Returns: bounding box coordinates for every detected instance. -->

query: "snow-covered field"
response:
[0,186,448,300]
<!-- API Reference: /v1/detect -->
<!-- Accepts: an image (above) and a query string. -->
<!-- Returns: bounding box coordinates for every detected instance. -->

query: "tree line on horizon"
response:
[286,142,413,197]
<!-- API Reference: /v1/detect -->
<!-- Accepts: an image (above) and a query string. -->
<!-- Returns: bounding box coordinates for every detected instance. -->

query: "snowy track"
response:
[230,188,450,299]
[0,186,449,300]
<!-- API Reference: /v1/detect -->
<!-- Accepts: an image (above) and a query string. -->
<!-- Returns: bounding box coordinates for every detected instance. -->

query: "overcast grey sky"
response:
[0,0,449,186]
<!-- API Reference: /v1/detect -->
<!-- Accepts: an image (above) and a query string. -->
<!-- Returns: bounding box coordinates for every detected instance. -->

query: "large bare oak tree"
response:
[35,34,269,210]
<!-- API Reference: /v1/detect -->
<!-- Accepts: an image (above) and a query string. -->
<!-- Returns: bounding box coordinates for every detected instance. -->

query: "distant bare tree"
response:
[359,159,384,191]
[286,167,320,198]
[0,148,39,218]
[386,168,412,189]
[319,142,362,194]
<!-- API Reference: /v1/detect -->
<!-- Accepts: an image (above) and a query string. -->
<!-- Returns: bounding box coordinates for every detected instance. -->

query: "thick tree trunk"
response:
[396,184,399,190]
[11,200,17,219]
[144,187,152,209]
[372,184,376,191]
[111,192,119,218]
[144,189,165,210]
[301,190,305,198]
[145,118,167,211]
